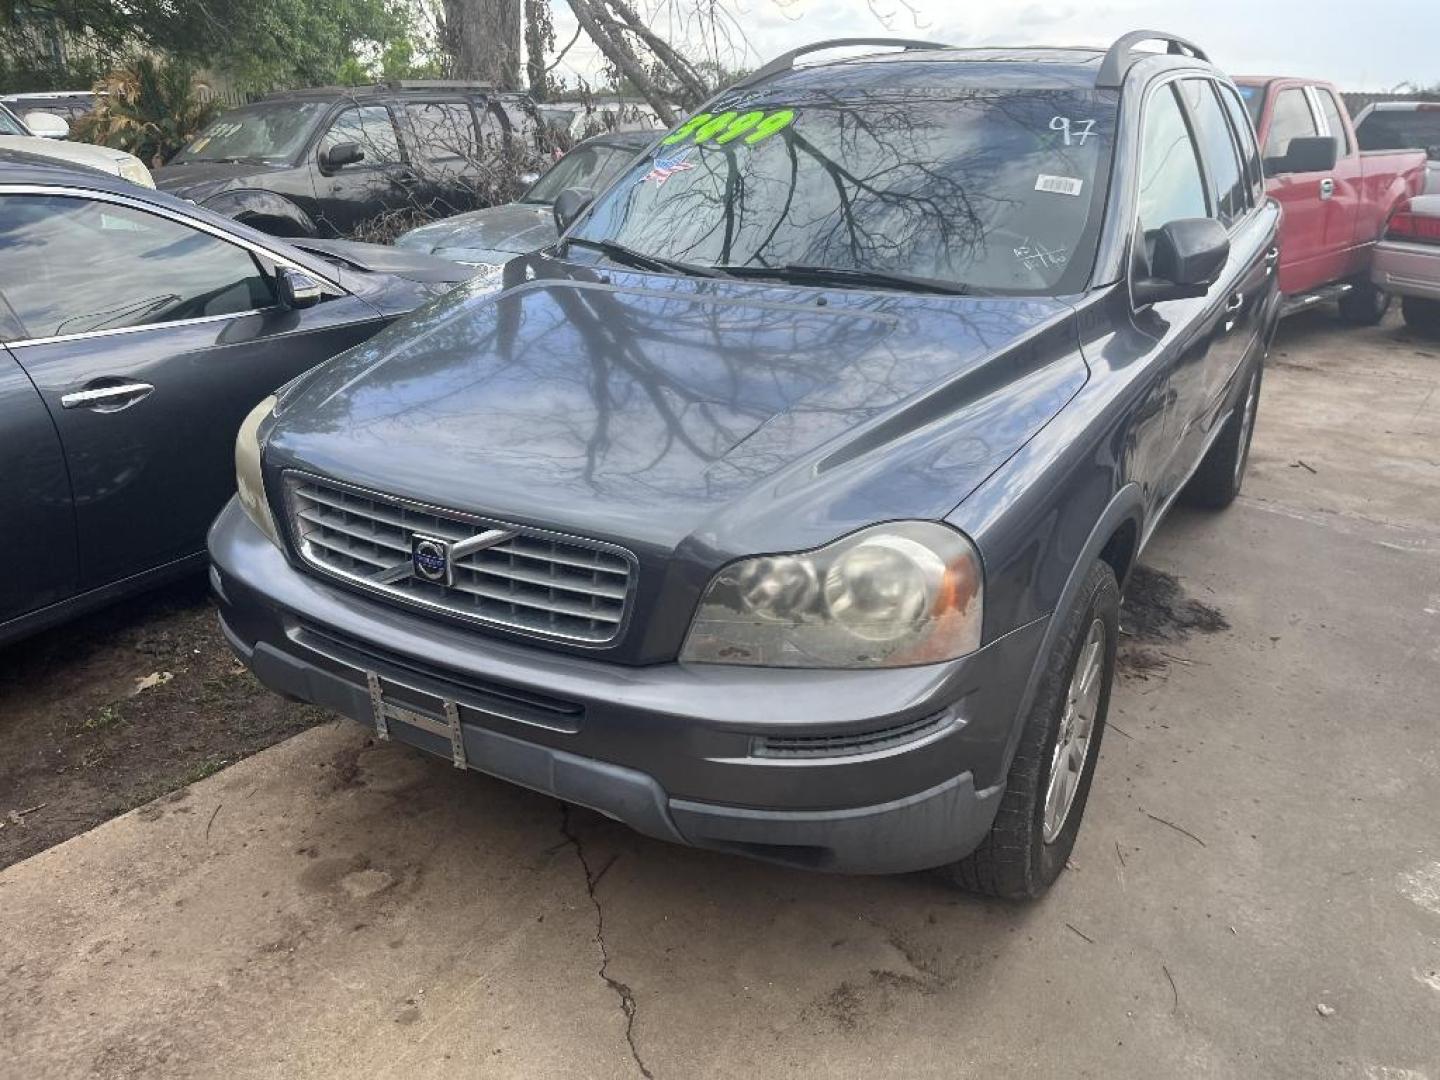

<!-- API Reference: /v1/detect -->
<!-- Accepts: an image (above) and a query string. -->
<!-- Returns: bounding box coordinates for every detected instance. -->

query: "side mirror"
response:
[552,187,594,234]
[1267,135,1339,176]
[321,141,364,171]
[1133,218,1230,306]
[277,267,323,309]
[23,111,69,139]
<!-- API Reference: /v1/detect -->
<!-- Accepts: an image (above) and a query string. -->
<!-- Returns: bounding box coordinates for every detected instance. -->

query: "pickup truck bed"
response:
[1235,77,1427,314]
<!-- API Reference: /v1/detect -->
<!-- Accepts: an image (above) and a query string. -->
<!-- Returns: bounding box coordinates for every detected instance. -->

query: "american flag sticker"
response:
[1035,174,1084,197]
[642,149,698,187]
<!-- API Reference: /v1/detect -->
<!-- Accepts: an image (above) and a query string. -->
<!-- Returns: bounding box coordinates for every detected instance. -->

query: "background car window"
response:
[1218,83,1265,202]
[523,143,641,204]
[1356,109,1440,154]
[172,102,328,164]
[0,103,27,136]
[0,195,274,340]
[1180,80,1248,227]
[1264,88,1319,163]
[1137,84,1209,244]
[319,106,400,166]
[407,102,478,164]
[498,100,538,143]
[1316,90,1353,154]
[477,102,506,152]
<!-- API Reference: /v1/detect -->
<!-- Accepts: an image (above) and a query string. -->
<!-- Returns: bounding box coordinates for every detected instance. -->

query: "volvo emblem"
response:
[410,535,451,584]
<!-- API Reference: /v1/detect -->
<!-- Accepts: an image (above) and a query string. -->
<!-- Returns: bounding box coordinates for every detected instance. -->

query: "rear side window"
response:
[1315,90,1352,155]
[1356,108,1440,153]
[1180,79,1248,227]
[1137,84,1209,241]
[319,105,401,166]
[1218,83,1265,199]
[1264,88,1318,164]
[0,195,274,340]
[407,102,478,165]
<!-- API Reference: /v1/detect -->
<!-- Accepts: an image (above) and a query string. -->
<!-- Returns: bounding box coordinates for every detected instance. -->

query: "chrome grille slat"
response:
[286,476,634,644]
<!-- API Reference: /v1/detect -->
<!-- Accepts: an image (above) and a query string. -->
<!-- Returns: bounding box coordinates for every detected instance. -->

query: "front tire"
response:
[1337,278,1391,325]
[1183,361,1262,510]
[943,560,1119,899]
[1401,296,1440,337]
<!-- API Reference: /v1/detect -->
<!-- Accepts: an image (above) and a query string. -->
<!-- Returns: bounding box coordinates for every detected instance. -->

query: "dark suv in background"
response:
[212,34,1280,898]
[153,81,546,238]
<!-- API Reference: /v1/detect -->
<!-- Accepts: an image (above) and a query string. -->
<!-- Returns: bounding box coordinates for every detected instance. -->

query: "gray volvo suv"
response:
[209,34,1281,896]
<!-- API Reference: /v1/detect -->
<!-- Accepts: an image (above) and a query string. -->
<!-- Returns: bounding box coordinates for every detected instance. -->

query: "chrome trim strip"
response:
[60,381,154,408]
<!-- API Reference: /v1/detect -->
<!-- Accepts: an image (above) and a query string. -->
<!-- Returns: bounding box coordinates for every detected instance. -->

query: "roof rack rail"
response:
[1096,30,1209,89]
[731,38,952,92]
[387,79,494,91]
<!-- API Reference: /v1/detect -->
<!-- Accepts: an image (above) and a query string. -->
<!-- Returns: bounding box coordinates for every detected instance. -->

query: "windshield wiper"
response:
[717,263,970,296]
[563,236,724,278]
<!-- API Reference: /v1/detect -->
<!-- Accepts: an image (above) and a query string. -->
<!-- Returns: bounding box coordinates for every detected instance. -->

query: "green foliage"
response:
[72,58,219,167]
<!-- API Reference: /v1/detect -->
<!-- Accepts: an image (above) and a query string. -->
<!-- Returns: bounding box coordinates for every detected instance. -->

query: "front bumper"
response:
[1373,240,1440,301]
[208,499,1045,874]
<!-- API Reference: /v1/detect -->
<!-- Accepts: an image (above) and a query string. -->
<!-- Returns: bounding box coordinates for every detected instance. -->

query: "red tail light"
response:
[1387,203,1440,244]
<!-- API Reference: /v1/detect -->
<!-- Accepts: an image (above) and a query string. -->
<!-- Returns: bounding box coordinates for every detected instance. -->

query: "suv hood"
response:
[395,201,558,263]
[267,259,1085,560]
[152,160,286,202]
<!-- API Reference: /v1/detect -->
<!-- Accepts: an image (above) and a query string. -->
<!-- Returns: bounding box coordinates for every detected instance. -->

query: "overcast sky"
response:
[548,0,1437,93]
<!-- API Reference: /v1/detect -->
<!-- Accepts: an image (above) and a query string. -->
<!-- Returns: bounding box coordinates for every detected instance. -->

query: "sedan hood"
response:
[396,201,558,263]
[268,260,1085,560]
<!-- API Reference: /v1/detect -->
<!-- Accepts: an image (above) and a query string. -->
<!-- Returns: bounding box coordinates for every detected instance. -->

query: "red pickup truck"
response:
[1234,76,1427,322]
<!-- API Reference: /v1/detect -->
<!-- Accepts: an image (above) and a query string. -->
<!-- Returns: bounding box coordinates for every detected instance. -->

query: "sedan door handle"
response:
[60,381,155,411]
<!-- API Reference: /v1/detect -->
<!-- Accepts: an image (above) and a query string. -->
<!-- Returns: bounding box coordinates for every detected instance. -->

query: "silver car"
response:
[1354,101,1440,194]
[1373,194,1440,335]
[395,129,653,271]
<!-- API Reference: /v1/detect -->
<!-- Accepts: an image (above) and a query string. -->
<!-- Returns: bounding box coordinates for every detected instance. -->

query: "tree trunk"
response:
[565,0,678,125]
[441,0,523,89]
[602,0,710,109]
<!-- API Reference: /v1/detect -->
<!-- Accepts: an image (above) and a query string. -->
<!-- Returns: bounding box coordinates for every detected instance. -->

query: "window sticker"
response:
[1049,116,1096,146]
[641,147,698,187]
[1035,174,1084,197]
[661,108,796,149]
[1013,238,1068,270]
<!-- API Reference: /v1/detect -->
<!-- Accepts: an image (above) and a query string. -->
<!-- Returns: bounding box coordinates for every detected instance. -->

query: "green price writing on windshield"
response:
[662,109,796,148]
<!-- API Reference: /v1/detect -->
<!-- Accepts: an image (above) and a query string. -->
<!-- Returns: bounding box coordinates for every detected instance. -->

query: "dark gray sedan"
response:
[394,129,653,269]
[0,151,469,645]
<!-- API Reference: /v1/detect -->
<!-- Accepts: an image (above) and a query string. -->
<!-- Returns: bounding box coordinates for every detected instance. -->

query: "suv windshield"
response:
[523,141,645,204]
[569,84,1116,294]
[1357,109,1440,157]
[171,101,329,165]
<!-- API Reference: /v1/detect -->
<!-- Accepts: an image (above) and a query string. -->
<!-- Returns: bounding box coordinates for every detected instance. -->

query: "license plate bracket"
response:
[365,671,467,769]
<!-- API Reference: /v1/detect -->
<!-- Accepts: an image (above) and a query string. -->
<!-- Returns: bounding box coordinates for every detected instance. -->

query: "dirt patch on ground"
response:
[0,577,326,870]
[1118,565,1229,679]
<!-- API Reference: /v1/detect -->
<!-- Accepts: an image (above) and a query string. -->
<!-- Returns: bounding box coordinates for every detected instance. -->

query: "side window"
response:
[1180,79,1248,227]
[1263,88,1319,164]
[0,195,275,340]
[498,100,539,146]
[1316,90,1353,155]
[1218,83,1265,200]
[476,101,506,156]
[319,105,400,166]
[1137,84,1209,246]
[407,101,478,165]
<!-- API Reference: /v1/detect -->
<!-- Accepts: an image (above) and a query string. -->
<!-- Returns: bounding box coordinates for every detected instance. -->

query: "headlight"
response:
[681,522,983,668]
[117,158,154,187]
[236,395,281,547]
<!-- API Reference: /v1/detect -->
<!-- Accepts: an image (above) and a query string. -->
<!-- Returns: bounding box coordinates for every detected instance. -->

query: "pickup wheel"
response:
[1183,361,1262,510]
[1401,297,1440,337]
[942,560,1118,899]
[1337,278,1391,325]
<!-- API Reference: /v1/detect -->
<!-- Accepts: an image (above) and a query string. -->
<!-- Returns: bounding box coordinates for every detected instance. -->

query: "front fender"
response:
[200,189,316,237]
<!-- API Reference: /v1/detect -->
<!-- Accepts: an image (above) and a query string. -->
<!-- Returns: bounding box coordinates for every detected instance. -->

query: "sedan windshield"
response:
[171,102,329,165]
[524,141,646,205]
[569,85,1116,294]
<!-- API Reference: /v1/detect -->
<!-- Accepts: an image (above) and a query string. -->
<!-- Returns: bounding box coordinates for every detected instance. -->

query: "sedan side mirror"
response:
[1266,135,1339,176]
[1133,218,1230,306]
[321,141,365,171]
[277,267,323,309]
[23,111,69,139]
[553,187,594,234]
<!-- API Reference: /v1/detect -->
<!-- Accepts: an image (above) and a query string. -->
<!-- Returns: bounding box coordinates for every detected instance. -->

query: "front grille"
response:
[285,474,634,644]
[751,709,953,759]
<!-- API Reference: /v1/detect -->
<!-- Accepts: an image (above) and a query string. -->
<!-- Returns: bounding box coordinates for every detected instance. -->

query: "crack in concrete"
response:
[559,804,653,1079]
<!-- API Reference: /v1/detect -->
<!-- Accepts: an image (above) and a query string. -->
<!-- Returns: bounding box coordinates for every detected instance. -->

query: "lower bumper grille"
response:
[284,474,634,645]
[751,709,954,759]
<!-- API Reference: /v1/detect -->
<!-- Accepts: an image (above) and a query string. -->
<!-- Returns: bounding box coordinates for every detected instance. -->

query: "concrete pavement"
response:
[2,310,1438,1079]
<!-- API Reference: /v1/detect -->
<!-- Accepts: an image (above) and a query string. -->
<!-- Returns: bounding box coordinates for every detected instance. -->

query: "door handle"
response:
[1223,293,1245,333]
[1319,177,1335,201]
[60,381,154,411]
[1264,246,1280,271]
